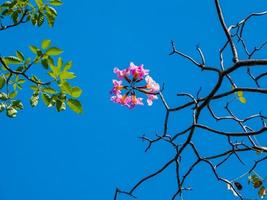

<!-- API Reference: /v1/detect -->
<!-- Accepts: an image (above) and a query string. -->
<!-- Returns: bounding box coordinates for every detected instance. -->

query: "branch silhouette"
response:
[114,0,267,199]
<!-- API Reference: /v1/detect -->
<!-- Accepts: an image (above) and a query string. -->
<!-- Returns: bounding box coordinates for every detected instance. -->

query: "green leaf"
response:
[25,58,31,65]
[30,85,39,91]
[41,39,51,49]
[47,56,54,66]
[71,87,82,98]
[57,57,63,68]
[46,6,57,16]
[32,75,41,83]
[0,92,8,100]
[37,12,45,26]
[35,0,44,8]
[56,99,66,112]
[30,94,39,107]
[13,83,17,91]
[6,106,17,118]
[4,56,21,64]
[41,93,51,106]
[11,11,18,23]
[46,47,63,56]
[42,87,56,94]
[63,61,72,71]
[58,93,66,101]
[239,96,247,104]
[67,99,82,114]
[0,103,6,112]
[48,64,60,79]
[15,66,25,72]
[45,5,58,27]
[49,0,63,6]
[48,95,57,107]
[45,12,56,27]
[16,84,23,90]
[18,79,25,84]
[16,51,24,61]
[0,76,5,89]
[237,91,243,97]
[2,8,13,16]
[31,13,38,26]
[60,71,76,80]
[8,91,17,99]
[41,59,49,69]
[60,81,72,95]
[29,45,39,54]
[48,71,57,79]
[15,75,19,82]
[12,100,23,110]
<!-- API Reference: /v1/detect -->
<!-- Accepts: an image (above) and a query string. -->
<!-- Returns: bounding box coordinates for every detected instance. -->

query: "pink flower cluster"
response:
[110,62,160,109]
[113,62,149,80]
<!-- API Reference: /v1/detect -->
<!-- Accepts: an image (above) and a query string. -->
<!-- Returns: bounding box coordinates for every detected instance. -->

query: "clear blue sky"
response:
[1,0,267,199]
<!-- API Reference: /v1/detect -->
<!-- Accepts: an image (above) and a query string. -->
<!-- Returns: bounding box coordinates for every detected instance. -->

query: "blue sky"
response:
[1,0,267,199]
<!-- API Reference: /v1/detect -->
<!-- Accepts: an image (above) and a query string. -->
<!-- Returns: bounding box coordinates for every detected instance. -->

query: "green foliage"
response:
[0,1,83,118]
[0,0,63,28]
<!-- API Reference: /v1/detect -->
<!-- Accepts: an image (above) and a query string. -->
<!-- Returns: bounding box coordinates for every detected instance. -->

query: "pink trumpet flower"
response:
[145,75,160,92]
[147,94,158,106]
[110,62,160,109]
[113,67,127,79]
[127,62,149,80]
[111,80,124,95]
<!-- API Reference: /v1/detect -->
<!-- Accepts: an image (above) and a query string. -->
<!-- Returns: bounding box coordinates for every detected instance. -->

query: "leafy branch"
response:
[0,0,82,117]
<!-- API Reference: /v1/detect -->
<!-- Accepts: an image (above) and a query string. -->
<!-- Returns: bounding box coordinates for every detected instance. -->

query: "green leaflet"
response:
[67,99,83,114]
[41,39,51,49]
[46,47,63,56]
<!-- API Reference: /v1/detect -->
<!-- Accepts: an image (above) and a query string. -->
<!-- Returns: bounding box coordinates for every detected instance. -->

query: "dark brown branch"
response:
[235,11,267,38]
[0,9,29,31]
[169,41,220,73]
[213,87,267,100]
[114,157,176,199]
[214,0,238,62]
[0,56,52,86]
[115,2,267,199]
[224,59,267,75]
[195,124,267,137]
[249,156,267,173]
